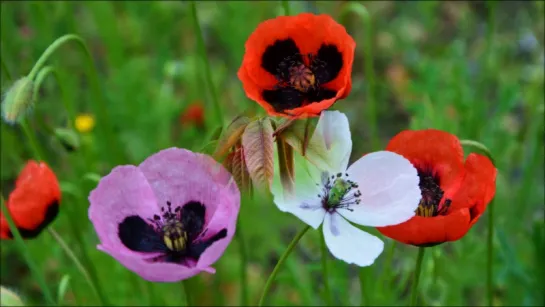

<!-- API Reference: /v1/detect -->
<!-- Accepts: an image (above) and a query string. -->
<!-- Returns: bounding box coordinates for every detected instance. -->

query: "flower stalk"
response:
[320,228,332,305]
[410,247,426,306]
[258,225,310,306]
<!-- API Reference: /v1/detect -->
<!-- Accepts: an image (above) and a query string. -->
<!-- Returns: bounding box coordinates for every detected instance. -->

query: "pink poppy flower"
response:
[88,148,240,282]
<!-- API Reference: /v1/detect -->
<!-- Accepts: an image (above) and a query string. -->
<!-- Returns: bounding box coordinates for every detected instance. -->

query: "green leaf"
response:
[57,275,71,305]
[213,115,251,160]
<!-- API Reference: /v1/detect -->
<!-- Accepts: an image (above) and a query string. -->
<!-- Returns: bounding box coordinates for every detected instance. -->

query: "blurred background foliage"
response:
[0,1,543,306]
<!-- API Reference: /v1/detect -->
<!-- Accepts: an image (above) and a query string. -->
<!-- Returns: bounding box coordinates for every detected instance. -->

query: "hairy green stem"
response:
[237,224,249,306]
[0,196,56,306]
[340,3,378,150]
[410,247,425,306]
[33,66,76,128]
[48,228,104,305]
[190,1,223,127]
[320,229,332,305]
[26,34,123,164]
[282,0,291,15]
[20,119,45,161]
[258,225,310,306]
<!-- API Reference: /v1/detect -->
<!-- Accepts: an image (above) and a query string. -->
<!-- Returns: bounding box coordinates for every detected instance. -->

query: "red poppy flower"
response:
[0,161,61,239]
[180,102,205,128]
[238,13,355,118]
[376,129,497,246]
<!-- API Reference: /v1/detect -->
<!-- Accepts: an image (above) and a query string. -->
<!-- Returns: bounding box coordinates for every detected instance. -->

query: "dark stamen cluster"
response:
[277,53,320,93]
[315,172,362,213]
[416,171,451,217]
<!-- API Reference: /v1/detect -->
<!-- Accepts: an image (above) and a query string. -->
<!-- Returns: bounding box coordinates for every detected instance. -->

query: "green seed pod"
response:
[0,286,25,306]
[1,77,35,125]
[54,127,80,152]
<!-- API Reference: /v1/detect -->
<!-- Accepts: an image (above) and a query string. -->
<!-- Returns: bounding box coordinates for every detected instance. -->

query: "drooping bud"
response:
[54,127,80,152]
[1,77,35,125]
[0,286,25,306]
[74,114,95,134]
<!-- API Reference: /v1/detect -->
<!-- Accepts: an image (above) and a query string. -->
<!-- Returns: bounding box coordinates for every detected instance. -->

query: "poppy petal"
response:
[283,87,347,118]
[386,129,465,196]
[261,38,303,81]
[88,165,161,256]
[323,213,384,267]
[312,44,344,84]
[377,209,472,246]
[450,153,497,225]
[340,151,421,227]
[137,148,240,270]
[309,110,352,173]
[262,87,305,113]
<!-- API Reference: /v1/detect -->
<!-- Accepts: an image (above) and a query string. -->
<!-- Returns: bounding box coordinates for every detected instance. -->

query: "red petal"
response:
[377,208,472,246]
[450,153,497,225]
[386,129,465,197]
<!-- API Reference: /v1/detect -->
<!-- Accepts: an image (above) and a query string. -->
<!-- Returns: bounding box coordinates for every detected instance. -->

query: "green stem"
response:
[1,53,12,80]
[190,1,223,127]
[258,225,310,306]
[47,228,104,306]
[21,119,45,161]
[339,3,378,150]
[33,66,76,128]
[282,0,291,15]
[410,247,426,306]
[237,225,249,306]
[378,241,396,291]
[460,140,496,165]
[182,279,193,306]
[0,196,56,306]
[358,268,369,306]
[26,34,123,164]
[319,229,332,305]
[487,199,495,306]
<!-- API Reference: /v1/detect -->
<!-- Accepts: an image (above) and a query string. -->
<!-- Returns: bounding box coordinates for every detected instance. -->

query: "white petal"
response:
[323,213,384,267]
[271,145,326,229]
[310,110,352,173]
[340,151,421,227]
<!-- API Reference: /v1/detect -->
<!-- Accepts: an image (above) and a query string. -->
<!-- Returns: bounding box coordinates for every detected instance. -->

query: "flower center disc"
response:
[289,64,316,92]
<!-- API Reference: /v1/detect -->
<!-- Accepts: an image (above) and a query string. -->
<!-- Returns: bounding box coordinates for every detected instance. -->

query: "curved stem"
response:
[33,66,76,128]
[237,225,249,306]
[0,196,56,306]
[26,34,122,164]
[20,119,45,161]
[410,247,425,306]
[340,3,378,150]
[319,229,332,305]
[190,1,223,127]
[47,228,105,306]
[282,0,291,15]
[460,140,496,165]
[258,225,310,306]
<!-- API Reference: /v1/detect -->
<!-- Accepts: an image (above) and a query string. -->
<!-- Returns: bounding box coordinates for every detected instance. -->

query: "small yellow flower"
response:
[75,114,95,133]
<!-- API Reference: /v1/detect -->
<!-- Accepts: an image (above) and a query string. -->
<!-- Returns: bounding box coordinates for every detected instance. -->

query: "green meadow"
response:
[0,1,543,306]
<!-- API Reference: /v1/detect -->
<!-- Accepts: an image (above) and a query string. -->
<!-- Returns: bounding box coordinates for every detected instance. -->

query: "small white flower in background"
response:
[272,111,421,267]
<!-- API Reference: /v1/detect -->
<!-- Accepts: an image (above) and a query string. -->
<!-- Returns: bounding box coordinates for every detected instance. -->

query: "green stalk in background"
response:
[409,247,426,306]
[190,1,224,127]
[20,119,45,161]
[460,139,497,307]
[33,66,76,128]
[258,225,310,306]
[237,224,250,306]
[339,3,379,150]
[0,196,56,306]
[182,279,193,306]
[25,34,124,165]
[319,229,332,305]
[282,0,291,15]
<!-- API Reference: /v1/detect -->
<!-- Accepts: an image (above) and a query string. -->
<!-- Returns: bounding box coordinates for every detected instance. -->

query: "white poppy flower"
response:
[272,111,421,267]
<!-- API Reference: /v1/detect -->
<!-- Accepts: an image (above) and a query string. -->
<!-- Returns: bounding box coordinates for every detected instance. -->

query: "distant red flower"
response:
[0,161,61,239]
[377,130,497,246]
[180,102,205,128]
[238,13,355,118]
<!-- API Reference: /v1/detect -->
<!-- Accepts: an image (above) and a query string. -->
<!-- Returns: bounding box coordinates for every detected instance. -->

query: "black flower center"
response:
[260,38,344,114]
[416,170,451,217]
[118,201,227,265]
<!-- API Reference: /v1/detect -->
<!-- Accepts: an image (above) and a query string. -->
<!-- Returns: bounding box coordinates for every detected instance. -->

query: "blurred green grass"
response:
[1,1,543,306]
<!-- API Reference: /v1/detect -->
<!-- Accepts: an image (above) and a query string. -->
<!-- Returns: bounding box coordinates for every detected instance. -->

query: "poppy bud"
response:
[1,77,35,125]
[54,127,80,152]
[0,286,25,306]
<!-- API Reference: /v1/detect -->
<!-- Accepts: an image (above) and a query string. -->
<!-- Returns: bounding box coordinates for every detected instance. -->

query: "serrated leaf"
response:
[231,146,251,193]
[213,116,251,160]
[57,275,71,305]
[242,118,274,190]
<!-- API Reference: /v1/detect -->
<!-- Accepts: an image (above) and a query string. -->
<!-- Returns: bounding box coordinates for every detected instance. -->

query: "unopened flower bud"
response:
[1,77,35,124]
[0,286,25,306]
[54,127,80,152]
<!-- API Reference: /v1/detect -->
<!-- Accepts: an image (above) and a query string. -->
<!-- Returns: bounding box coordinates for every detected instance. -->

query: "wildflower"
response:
[1,77,35,124]
[377,129,497,246]
[88,148,240,282]
[75,114,95,133]
[271,111,421,266]
[0,161,61,239]
[180,102,205,128]
[238,13,355,118]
